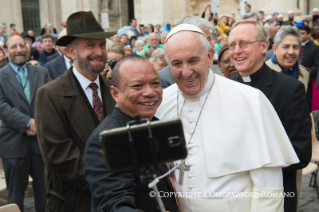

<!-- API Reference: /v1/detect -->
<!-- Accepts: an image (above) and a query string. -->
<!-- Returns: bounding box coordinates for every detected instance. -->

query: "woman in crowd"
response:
[217,44,238,78]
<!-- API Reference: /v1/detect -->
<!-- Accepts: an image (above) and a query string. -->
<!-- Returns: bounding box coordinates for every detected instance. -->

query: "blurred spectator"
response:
[229,13,236,27]
[129,36,137,49]
[313,8,319,16]
[160,31,168,44]
[124,46,133,56]
[30,47,40,61]
[268,25,279,50]
[243,4,259,20]
[217,44,238,78]
[284,10,296,25]
[129,18,144,37]
[163,23,171,32]
[149,48,167,71]
[9,24,20,35]
[21,32,35,47]
[102,43,125,78]
[0,46,8,68]
[38,34,57,64]
[31,41,43,52]
[201,4,213,21]
[156,24,162,37]
[40,23,57,35]
[258,11,265,24]
[0,28,6,43]
[214,34,228,54]
[144,24,154,37]
[145,48,154,60]
[215,16,230,35]
[28,30,34,37]
[134,39,145,55]
[264,15,273,28]
[139,33,163,58]
[312,23,319,45]
[119,34,128,45]
[111,34,120,43]
[277,14,284,26]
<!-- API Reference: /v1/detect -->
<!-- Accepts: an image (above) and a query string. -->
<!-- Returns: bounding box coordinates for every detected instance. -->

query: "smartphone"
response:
[100,118,187,173]
[139,24,144,28]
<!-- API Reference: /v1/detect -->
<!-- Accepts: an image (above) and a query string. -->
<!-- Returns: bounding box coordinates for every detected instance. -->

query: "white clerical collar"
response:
[72,66,100,91]
[241,76,251,82]
[301,40,309,46]
[180,69,215,99]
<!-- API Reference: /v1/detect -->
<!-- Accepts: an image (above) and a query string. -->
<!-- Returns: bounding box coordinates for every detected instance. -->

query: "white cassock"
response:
[155,70,299,212]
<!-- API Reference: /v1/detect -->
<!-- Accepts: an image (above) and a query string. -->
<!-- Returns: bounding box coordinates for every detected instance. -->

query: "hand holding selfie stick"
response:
[126,114,166,212]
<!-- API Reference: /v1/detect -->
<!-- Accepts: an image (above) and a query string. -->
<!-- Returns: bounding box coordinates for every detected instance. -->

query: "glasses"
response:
[219,59,231,65]
[229,40,262,51]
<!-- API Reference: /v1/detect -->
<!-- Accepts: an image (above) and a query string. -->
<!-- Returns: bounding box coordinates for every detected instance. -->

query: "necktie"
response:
[88,82,104,123]
[18,67,30,104]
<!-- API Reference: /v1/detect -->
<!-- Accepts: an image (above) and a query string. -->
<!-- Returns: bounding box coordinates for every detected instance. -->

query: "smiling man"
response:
[83,55,178,212]
[156,24,299,212]
[230,21,311,212]
[35,11,116,212]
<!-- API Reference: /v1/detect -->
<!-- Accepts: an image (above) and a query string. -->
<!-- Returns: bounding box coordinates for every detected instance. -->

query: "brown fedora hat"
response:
[55,11,116,46]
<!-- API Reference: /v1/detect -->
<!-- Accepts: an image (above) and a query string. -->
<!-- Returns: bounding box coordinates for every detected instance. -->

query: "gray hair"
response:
[135,39,145,48]
[149,48,166,65]
[68,38,78,48]
[177,16,216,36]
[274,26,302,47]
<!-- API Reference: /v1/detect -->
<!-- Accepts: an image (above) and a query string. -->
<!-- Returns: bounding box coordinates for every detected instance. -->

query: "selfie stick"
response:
[126,114,166,212]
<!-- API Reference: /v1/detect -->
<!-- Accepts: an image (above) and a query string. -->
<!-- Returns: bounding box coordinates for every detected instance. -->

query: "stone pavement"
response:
[0,170,319,211]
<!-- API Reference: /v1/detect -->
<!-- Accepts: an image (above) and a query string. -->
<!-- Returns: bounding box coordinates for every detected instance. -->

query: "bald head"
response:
[149,33,159,48]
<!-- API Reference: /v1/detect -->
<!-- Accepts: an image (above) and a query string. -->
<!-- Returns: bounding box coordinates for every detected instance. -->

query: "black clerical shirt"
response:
[238,63,266,87]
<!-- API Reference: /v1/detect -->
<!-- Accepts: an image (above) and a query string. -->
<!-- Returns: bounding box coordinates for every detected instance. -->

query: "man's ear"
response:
[272,43,277,54]
[207,47,214,67]
[67,45,76,61]
[110,86,119,103]
[261,40,269,54]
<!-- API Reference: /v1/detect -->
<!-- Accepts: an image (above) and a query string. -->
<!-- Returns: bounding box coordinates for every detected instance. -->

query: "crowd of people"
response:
[0,3,319,212]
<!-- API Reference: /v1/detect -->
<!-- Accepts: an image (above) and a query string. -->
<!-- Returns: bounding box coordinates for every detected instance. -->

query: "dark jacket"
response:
[35,68,115,212]
[84,107,178,212]
[45,55,68,80]
[231,64,311,212]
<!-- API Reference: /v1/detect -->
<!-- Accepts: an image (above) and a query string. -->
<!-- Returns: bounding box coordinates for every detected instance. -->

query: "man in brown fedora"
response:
[35,11,116,212]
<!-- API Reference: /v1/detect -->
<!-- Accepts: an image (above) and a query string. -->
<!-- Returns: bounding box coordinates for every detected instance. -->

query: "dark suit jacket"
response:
[84,107,178,212]
[0,64,51,158]
[231,64,311,211]
[35,68,115,212]
[300,41,319,73]
[45,55,67,80]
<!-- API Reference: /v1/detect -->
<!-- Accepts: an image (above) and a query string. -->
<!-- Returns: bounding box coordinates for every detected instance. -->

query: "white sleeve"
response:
[250,167,283,188]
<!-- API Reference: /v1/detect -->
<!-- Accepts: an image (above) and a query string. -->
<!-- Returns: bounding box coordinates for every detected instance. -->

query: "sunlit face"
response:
[166,31,213,97]
[107,52,124,61]
[273,35,300,70]
[111,60,162,120]
[220,38,228,46]
[228,23,268,77]
[112,35,120,43]
[217,49,238,78]
[245,5,250,12]
[153,57,168,71]
[137,43,144,52]
[70,38,107,74]
[6,35,28,66]
[149,33,159,48]
[120,35,128,45]
[42,37,54,52]
[130,19,137,28]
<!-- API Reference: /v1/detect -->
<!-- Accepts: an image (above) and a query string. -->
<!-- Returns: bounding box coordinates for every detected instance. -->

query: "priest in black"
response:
[229,21,311,212]
[83,55,178,212]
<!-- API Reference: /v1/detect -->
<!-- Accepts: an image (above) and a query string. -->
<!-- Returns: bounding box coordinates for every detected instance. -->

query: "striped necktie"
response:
[18,67,30,104]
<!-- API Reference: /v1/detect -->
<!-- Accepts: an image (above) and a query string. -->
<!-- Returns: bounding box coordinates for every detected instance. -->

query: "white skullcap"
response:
[277,14,283,18]
[313,8,319,12]
[288,10,294,14]
[265,15,273,21]
[165,24,206,44]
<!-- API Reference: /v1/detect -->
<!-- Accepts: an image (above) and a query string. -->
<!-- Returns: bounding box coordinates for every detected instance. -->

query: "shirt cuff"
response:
[27,119,32,128]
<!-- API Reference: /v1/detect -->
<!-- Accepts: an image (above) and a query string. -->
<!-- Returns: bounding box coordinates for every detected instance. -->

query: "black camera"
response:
[108,59,117,70]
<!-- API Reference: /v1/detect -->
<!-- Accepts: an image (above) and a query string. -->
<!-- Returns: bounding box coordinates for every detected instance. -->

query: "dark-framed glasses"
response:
[229,40,263,51]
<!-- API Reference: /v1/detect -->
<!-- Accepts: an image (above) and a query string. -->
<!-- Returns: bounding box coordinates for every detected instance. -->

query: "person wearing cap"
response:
[264,15,273,28]
[0,34,51,212]
[217,44,238,78]
[20,32,35,47]
[156,23,299,212]
[230,20,311,212]
[277,14,284,26]
[34,11,116,212]
[284,10,296,25]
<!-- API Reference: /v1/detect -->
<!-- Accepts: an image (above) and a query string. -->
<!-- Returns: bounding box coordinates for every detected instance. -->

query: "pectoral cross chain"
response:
[176,160,190,185]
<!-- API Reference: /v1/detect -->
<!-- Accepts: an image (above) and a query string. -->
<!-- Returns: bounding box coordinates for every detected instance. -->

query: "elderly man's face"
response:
[111,59,162,120]
[273,35,300,70]
[70,38,107,74]
[228,23,268,76]
[149,33,159,48]
[166,31,213,97]
[6,35,28,66]
[217,49,238,78]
